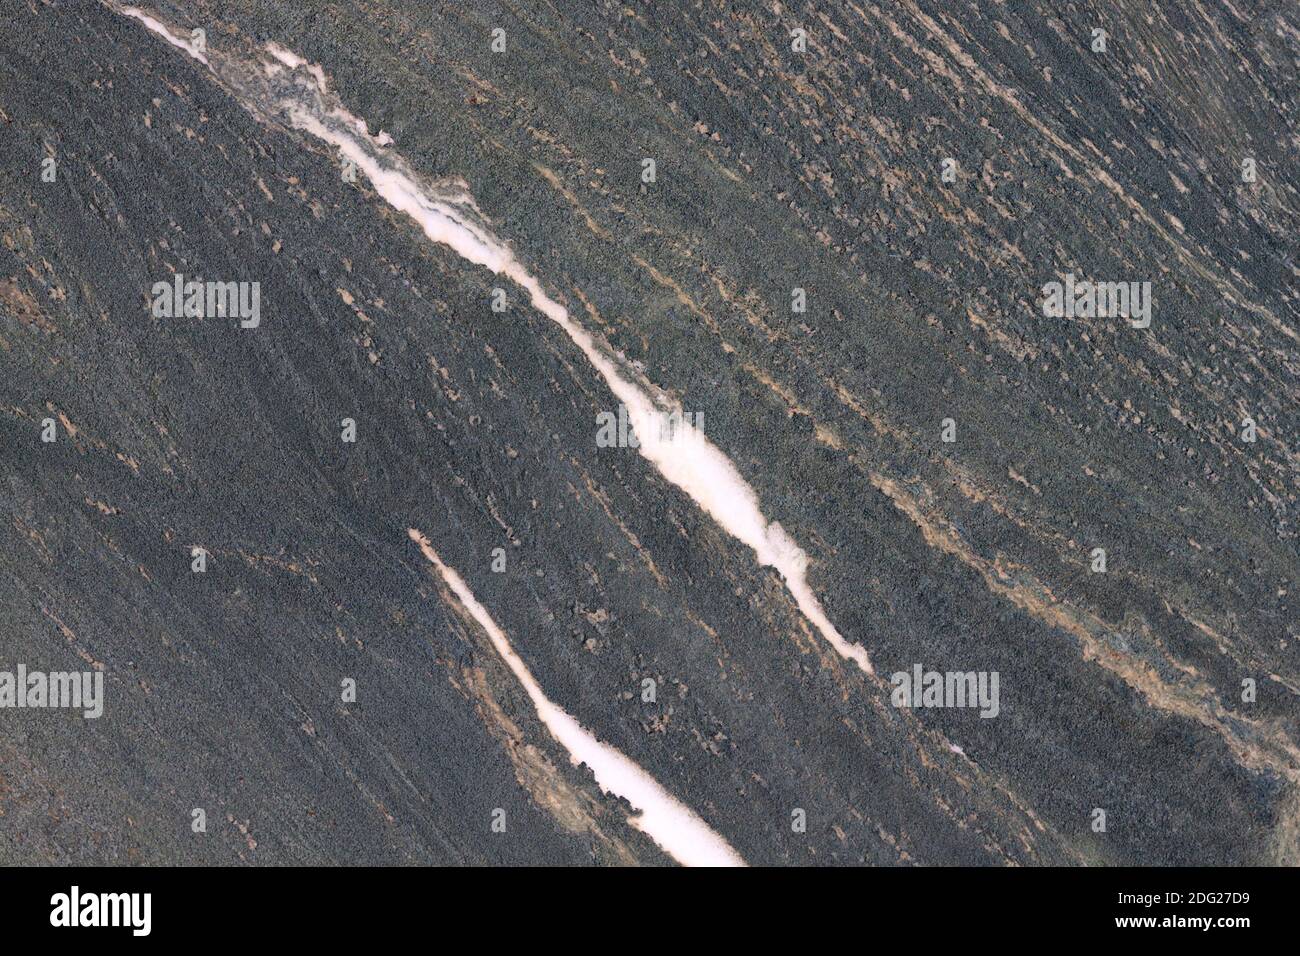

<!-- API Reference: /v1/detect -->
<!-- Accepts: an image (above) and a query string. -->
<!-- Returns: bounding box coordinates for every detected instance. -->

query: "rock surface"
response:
[0,0,1296,865]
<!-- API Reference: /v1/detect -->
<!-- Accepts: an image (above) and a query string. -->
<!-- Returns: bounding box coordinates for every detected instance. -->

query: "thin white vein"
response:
[409,530,745,867]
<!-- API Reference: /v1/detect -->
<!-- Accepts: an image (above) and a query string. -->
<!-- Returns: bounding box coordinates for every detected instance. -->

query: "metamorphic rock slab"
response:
[0,0,1297,867]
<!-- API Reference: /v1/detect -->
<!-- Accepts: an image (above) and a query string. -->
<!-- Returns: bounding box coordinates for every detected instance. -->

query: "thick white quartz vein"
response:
[110,5,874,678]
